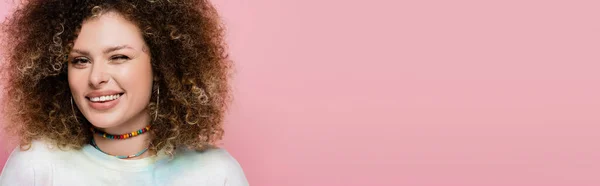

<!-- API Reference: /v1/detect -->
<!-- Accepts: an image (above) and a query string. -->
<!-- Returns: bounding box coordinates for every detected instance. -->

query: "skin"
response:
[67,11,154,158]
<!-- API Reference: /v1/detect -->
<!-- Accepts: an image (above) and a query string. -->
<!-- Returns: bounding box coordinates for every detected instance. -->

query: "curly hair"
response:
[0,0,231,156]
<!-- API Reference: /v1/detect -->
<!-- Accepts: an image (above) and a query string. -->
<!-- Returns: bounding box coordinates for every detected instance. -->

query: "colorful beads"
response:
[90,125,151,140]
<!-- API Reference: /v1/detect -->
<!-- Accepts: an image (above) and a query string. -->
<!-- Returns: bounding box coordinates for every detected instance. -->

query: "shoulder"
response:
[3,140,71,163]
[166,147,249,186]
[2,140,56,166]
[175,147,246,176]
[180,148,240,167]
[0,140,61,185]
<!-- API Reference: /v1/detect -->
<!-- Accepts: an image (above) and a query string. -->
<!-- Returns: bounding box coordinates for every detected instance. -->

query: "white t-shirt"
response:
[0,140,249,186]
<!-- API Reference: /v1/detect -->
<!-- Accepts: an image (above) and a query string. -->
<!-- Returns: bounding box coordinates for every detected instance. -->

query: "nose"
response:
[89,63,110,88]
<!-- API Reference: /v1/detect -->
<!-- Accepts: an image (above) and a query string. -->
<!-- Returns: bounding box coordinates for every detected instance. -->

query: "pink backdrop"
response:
[2,0,600,185]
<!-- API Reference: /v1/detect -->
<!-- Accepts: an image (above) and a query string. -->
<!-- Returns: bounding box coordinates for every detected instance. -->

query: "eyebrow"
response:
[70,45,135,56]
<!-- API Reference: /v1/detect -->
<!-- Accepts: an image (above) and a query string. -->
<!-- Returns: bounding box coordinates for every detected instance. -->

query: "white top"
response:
[0,140,249,186]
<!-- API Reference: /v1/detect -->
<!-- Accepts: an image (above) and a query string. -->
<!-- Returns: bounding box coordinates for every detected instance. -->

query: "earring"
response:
[71,96,79,123]
[154,85,159,122]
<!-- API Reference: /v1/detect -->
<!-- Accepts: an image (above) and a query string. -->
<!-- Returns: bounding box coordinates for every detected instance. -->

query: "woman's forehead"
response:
[73,12,145,53]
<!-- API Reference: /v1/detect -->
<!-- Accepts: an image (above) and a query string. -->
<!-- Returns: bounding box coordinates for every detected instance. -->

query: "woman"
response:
[0,0,248,185]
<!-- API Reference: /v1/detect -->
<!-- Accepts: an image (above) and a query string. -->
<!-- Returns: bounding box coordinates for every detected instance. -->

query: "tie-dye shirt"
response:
[0,140,249,186]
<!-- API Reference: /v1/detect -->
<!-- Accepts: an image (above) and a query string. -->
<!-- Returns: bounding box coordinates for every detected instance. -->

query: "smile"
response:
[86,93,124,110]
[88,93,123,102]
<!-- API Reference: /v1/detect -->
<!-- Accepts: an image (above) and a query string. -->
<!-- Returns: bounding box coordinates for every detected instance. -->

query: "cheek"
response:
[67,68,87,95]
[118,62,154,101]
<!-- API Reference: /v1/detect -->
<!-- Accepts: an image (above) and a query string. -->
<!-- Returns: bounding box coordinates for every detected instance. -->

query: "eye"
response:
[71,57,90,67]
[110,55,131,63]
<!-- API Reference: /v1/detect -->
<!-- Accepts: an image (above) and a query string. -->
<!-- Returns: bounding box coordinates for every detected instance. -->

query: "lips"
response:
[87,93,124,102]
[86,92,124,110]
[86,90,125,98]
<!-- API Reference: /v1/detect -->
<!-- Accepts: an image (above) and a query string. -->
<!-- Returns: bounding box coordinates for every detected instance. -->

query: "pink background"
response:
[2,0,600,185]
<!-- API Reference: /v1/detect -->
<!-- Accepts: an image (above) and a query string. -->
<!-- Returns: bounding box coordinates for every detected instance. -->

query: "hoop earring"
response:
[154,85,159,122]
[71,96,79,123]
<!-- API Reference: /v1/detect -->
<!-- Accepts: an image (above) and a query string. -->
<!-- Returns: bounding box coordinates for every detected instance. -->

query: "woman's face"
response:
[68,11,153,129]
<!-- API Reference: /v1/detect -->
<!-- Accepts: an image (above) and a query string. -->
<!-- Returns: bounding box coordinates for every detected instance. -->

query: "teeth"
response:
[90,94,120,102]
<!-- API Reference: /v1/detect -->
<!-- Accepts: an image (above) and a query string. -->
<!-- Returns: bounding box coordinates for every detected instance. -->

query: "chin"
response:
[84,114,124,129]
[88,121,120,129]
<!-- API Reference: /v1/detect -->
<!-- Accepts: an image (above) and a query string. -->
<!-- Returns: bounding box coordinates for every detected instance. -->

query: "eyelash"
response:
[111,55,130,61]
[70,55,130,64]
[71,58,89,64]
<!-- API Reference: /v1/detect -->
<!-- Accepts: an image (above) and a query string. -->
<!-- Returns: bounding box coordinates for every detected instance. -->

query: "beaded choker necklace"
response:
[90,125,151,140]
[90,138,149,159]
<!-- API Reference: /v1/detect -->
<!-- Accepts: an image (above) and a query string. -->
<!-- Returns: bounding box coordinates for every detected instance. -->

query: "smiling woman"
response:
[0,0,247,185]
[68,12,155,133]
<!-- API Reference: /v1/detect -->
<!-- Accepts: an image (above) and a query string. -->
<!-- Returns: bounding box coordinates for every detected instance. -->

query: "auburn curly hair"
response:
[0,0,231,156]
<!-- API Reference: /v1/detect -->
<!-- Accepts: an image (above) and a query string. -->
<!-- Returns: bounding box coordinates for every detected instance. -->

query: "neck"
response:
[91,112,152,159]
